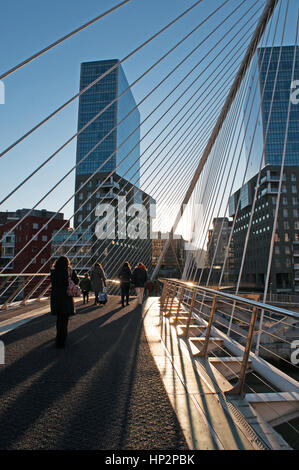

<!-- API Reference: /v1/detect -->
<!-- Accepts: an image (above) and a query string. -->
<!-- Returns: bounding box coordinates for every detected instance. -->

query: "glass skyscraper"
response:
[229,46,299,293]
[75,59,140,186]
[73,60,155,275]
[244,46,299,179]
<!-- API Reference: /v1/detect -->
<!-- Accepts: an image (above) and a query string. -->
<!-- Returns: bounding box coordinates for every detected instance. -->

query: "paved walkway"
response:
[0,296,188,450]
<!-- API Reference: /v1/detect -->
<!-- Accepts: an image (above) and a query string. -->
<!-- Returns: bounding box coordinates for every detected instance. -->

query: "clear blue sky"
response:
[0,0,298,231]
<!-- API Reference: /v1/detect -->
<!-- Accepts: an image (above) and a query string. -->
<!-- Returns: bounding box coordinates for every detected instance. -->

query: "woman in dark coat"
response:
[50,256,79,348]
[118,261,132,307]
[90,263,106,305]
[131,262,148,305]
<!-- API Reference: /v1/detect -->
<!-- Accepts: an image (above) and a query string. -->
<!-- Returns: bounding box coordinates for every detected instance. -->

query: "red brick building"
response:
[0,209,69,301]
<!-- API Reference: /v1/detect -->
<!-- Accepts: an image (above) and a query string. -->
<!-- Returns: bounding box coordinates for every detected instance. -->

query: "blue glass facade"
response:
[76,59,140,184]
[258,46,299,167]
[116,65,140,187]
[245,46,299,178]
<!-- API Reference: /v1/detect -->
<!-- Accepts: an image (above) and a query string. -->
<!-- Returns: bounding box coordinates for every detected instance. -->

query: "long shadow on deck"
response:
[0,298,187,450]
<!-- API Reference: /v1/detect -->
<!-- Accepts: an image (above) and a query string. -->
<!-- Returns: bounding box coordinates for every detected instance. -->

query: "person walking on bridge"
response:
[131,262,148,305]
[90,262,106,305]
[79,272,91,304]
[118,261,132,307]
[50,256,79,349]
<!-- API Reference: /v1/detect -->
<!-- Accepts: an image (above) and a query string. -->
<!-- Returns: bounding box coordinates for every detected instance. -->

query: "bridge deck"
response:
[0,296,187,450]
[143,297,293,450]
[0,294,294,450]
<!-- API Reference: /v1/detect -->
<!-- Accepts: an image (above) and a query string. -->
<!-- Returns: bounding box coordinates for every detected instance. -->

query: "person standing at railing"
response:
[118,261,132,307]
[90,262,106,305]
[131,262,148,305]
[79,272,92,304]
[50,256,79,349]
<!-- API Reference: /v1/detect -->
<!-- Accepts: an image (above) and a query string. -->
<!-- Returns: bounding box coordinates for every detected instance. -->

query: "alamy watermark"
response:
[291,340,299,365]
[0,81,4,104]
[290,80,299,105]
[94,196,203,250]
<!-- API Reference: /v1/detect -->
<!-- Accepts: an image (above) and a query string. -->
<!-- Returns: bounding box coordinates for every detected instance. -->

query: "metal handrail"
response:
[0,273,50,277]
[0,273,120,310]
[162,278,299,321]
[159,278,299,398]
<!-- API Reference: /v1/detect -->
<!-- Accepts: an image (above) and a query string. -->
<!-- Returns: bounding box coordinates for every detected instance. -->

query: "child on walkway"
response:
[79,272,92,304]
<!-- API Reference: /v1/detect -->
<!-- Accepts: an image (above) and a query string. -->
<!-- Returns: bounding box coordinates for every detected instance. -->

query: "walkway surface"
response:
[0,296,188,450]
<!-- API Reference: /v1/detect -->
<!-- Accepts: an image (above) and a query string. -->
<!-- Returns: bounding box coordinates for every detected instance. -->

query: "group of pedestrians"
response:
[50,255,149,348]
[118,261,148,307]
[80,263,106,305]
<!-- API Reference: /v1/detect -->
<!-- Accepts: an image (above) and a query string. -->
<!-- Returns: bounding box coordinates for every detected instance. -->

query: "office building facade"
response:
[74,173,155,277]
[230,165,299,292]
[244,45,299,180]
[74,59,140,205]
[229,45,299,292]
[73,60,154,277]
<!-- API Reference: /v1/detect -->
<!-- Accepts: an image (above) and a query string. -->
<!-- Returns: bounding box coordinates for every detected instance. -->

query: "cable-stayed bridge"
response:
[0,0,298,451]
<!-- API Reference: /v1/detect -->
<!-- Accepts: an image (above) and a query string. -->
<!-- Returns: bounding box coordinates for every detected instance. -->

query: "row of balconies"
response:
[260,174,281,185]
[52,240,92,246]
[52,252,90,258]
[101,181,120,190]
[98,190,118,199]
[260,183,279,197]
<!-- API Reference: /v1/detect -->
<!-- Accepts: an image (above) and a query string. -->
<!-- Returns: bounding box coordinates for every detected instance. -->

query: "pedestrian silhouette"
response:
[131,262,148,305]
[90,262,106,305]
[50,256,79,348]
[118,261,132,307]
[79,272,92,304]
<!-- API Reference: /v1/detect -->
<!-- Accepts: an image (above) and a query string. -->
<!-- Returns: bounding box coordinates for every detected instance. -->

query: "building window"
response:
[291,173,296,182]
[275,246,280,255]
[292,197,298,205]
[284,221,289,230]
[292,185,297,194]
[285,233,290,242]
[33,223,38,229]
[295,221,299,230]
[294,209,299,217]
[42,235,47,242]
[282,196,288,205]
[283,208,288,217]
[285,246,291,254]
